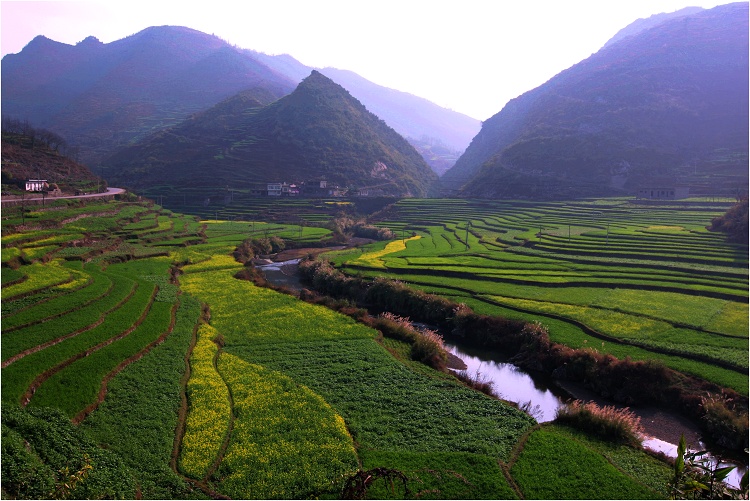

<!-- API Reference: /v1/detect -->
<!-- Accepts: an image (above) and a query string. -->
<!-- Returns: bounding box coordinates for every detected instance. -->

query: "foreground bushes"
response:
[372,312,447,370]
[1,406,136,499]
[297,256,749,452]
[555,401,644,447]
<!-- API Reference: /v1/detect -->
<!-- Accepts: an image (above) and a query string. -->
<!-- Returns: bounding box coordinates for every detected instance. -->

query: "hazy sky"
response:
[0,0,736,120]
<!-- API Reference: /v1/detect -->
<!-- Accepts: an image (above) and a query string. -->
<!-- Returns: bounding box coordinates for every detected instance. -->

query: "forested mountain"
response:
[101,71,438,197]
[1,27,296,166]
[442,2,748,199]
[1,26,478,174]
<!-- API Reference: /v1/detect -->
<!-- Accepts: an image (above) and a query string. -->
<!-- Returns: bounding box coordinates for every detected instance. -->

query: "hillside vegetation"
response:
[1,119,104,195]
[101,71,438,197]
[1,26,478,171]
[443,2,748,199]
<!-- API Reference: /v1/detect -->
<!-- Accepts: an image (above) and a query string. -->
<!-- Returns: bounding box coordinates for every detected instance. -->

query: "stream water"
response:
[443,339,746,489]
[257,258,746,488]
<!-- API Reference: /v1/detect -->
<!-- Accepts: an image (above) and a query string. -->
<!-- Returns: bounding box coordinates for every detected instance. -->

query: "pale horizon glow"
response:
[0,0,736,121]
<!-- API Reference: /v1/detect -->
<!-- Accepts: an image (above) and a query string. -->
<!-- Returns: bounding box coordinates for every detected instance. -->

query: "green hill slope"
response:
[102,71,438,197]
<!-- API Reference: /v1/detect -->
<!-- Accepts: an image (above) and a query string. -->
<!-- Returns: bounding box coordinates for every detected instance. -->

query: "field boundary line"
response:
[2,273,76,302]
[203,344,236,484]
[72,299,180,424]
[2,275,108,334]
[2,280,138,368]
[20,285,157,407]
[477,295,749,374]
[1,274,28,288]
[501,423,543,499]
[172,311,201,472]
[376,275,747,375]
[347,264,748,302]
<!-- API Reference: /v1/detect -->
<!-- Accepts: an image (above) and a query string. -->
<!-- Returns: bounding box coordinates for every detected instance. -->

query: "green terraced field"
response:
[334,198,748,394]
[2,197,735,499]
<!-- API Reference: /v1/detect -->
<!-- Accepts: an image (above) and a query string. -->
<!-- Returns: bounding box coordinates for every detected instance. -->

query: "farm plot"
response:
[510,426,662,499]
[179,323,231,480]
[351,198,749,394]
[2,260,175,415]
[215,354,358,499]
[1,197,694,499]
[80,296,201,499]
[180,258,535,497]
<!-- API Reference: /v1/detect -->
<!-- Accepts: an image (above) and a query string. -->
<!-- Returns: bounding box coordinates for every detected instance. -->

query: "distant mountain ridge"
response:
[100,71,438,197]
[2,26,479,174]
[2,27,297,166]
[244,51,481,153]
[443,2,748,199]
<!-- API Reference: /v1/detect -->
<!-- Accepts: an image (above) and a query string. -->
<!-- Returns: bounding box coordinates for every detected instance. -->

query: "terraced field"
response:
[2,196,733,499]
[332,198,748,395]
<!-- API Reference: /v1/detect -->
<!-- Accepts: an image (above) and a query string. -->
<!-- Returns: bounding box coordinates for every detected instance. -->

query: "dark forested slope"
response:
[101,71,438,197]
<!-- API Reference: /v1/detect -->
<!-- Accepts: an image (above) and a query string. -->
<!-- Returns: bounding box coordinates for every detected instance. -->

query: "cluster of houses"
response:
[635,186,690,200]
[250,179,386,198]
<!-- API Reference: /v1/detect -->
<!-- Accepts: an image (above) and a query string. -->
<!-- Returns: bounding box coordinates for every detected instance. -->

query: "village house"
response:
[636,185,690,200]
[25,179,49,192]
[266,182,300,196]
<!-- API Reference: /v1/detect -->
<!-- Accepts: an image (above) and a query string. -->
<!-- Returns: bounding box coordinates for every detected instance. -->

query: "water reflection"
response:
[444,339,568,422]
[444,338,746,488]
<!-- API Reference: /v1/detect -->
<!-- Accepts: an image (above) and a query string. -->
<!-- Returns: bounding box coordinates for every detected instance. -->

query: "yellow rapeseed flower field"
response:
[354,235,421,268]
[179,323,232,479]
[217,354,358,499]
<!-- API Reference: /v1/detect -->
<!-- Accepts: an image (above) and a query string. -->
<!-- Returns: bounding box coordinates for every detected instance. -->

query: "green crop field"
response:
[333,198,748,395]
[2,196,742,499]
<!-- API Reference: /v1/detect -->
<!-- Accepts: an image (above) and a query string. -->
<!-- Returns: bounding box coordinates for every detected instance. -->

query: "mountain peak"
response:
[103,73,437,197]
[22,35,64,53]
[76,36,103,48]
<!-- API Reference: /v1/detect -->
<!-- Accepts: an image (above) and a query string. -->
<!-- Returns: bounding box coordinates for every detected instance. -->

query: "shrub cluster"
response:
[373,312,447,370]
[232,236,285,263]
[327,215,396,242]
[555,400,645,447]
[709,197,748,244]
[700,392,750,451]
[297,256,749,452]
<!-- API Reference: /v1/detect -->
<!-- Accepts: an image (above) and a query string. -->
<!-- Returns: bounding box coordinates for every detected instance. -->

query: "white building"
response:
[26,179,49,192]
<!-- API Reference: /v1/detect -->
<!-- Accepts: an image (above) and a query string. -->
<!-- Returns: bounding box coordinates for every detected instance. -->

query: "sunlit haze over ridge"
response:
[1,0,737,121]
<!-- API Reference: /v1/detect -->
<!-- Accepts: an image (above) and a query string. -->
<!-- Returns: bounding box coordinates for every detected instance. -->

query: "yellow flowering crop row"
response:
[2,259,73,300]
[216,353,358,499]
[179,251,242,274]
[181,269,375,345]
[179,323,232,479]
[354,235,421,268]
[489,295,670,341]
[50,266,89,291]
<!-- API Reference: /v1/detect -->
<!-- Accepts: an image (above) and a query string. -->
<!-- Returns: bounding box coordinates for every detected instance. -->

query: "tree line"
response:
[1,116,79,160]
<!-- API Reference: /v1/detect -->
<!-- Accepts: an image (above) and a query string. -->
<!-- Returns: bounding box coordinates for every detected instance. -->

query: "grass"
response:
[510,426,662,499]
[335,198,748,396]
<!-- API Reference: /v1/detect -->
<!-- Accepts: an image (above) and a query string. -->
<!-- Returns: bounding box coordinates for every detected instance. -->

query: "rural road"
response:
[5,187,126,203]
